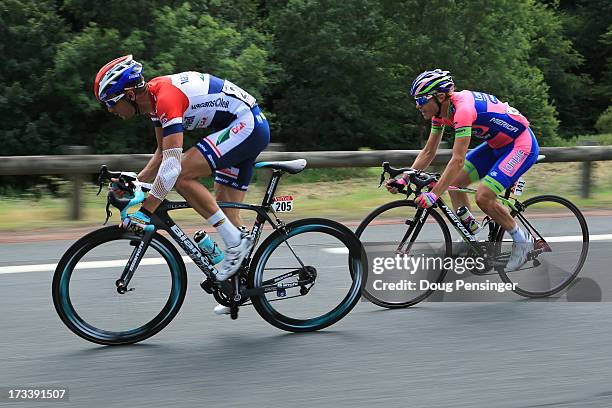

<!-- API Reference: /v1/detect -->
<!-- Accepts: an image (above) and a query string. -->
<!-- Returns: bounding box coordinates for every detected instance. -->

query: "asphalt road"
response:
[1,216,612,408]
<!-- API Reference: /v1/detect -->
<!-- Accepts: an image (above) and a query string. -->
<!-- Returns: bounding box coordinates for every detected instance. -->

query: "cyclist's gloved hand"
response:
[109,172,140,198]
[121,207,153,234]
[385,177,408,194]
[415,192,437,208]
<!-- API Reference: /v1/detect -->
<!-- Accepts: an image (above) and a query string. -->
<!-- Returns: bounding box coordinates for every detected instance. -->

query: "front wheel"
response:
[248,218,366,332]
[494,195,589,298]
[52,226,188,345]
[355,200,452,308]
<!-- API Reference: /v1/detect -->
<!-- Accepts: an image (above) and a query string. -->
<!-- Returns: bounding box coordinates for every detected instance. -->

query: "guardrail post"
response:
[581,141,595,199]
[63,145,91,220]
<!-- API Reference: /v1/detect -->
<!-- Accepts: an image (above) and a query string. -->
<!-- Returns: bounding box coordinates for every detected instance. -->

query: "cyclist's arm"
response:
[141,132,184,213]
[430,134,470,198]
[137,127,164,182]
[411,127,444,171]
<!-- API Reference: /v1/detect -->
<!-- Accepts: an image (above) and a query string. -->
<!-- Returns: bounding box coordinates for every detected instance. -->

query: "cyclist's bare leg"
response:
[215,183,246,227]
[174,147,220,218]
[475,184,515,231]
[447,170,472,212]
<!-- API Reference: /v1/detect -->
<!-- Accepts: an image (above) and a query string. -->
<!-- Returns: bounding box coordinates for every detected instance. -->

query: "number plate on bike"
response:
[272,196,294,212]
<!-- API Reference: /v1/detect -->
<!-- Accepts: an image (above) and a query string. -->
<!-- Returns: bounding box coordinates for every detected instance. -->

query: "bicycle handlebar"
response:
[97,165,151,195]
[378,162,440,195]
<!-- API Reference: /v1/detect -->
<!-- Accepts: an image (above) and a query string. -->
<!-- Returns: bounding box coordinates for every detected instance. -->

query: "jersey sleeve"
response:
[452,94,477,138]
[431,117,445,134]
[153,84,190,136]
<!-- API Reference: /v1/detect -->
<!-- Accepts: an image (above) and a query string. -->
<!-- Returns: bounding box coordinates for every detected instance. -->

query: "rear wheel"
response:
[249,218,366,332]
[494,195,589,297]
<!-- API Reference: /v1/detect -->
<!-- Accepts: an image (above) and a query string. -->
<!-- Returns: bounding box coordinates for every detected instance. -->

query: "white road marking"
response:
[1,234,611,275]
[0,256,195,275]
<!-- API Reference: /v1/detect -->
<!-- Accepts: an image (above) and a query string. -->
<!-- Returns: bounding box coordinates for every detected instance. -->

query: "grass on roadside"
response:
[0,162,611,232]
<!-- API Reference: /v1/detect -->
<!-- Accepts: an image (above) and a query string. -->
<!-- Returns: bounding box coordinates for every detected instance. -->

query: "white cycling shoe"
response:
[213,304,231,315]
[506,235,535,271]
[213,233,254,281]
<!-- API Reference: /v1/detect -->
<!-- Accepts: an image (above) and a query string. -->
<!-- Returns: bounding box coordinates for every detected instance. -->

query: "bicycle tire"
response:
[248,218,366,332]
[52,226,188,345]
[355,200,452,308]
[494,194,589,298]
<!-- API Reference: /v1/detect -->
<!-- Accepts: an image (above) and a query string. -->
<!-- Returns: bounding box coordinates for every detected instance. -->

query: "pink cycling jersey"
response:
[432,90,531,149]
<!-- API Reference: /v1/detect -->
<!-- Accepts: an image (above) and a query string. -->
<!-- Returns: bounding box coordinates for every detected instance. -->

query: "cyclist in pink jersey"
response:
[387,69,539,271]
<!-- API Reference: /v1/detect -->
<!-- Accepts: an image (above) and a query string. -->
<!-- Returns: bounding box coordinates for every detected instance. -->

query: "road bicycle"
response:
[52,160,366,345]
[355,160,589,308]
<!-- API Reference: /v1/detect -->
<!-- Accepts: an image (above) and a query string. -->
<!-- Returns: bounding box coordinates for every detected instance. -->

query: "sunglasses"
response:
[414,94,433,107]
[102,92,126,108]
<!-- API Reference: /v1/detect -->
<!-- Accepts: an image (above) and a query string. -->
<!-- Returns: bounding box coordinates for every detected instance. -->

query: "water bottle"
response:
[193,230,224,265]
[456,206,481,235]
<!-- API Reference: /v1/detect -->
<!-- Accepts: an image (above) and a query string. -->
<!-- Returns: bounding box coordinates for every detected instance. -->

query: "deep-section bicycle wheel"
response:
[249,218,366,332]
[355,200,452,308]
[52,226,187,345]
[494,194,589,297]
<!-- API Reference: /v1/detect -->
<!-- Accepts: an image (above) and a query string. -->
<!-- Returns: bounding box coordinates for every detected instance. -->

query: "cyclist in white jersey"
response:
[94,55,270,314]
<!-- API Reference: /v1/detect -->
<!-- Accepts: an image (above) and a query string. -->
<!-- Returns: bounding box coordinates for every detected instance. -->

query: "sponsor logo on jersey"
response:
[184,116,195,128]
[503,150,525,174]
[216,128,231,146]
[490,171,498,177]
[489,117,519,133]
[231,122,246,134]
[180,73,189,84]
[191,98,230,110]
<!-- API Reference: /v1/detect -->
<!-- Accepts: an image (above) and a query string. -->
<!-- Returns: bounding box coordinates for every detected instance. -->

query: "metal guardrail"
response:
[1,146,610,219]
[1,146,612,175]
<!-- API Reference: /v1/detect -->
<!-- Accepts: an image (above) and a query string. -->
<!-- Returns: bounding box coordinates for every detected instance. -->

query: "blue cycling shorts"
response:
[464,128,539,194]
[196,106,270,191]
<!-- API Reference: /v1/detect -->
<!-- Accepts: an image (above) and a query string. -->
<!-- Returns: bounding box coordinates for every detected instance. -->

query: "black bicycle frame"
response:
[397,190,511,258]
[118,170,287,290]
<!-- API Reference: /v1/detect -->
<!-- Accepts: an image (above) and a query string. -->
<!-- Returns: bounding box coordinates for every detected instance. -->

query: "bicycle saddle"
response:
[254,159,307,174]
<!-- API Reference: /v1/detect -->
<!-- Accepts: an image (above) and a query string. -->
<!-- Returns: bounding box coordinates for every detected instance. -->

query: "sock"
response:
[508,224,527,243]
[207,209,241,248]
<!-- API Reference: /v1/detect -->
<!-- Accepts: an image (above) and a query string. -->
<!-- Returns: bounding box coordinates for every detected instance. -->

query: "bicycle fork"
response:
[116,228,156,294]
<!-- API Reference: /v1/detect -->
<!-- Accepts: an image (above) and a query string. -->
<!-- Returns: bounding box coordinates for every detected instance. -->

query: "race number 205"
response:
[272,195,294,212]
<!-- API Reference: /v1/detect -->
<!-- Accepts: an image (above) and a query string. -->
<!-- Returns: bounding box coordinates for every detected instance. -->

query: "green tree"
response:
[0,0,67,155]
[268,0,397,149]
[530,1,587,136]
[380,0,561,145]
[50,2,273,153]
[555,0,612,133]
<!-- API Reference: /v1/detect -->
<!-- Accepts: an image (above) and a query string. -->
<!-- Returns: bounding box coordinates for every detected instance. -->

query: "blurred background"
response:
[1,0,611,231]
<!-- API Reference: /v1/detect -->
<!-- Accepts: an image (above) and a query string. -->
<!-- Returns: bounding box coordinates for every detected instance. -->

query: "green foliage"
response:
[380,0,565,145]
[0,0,608,168]
[268,0,395,149]
[0,0,67,154]
[555,0,612,133]
[595,107,612,134]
